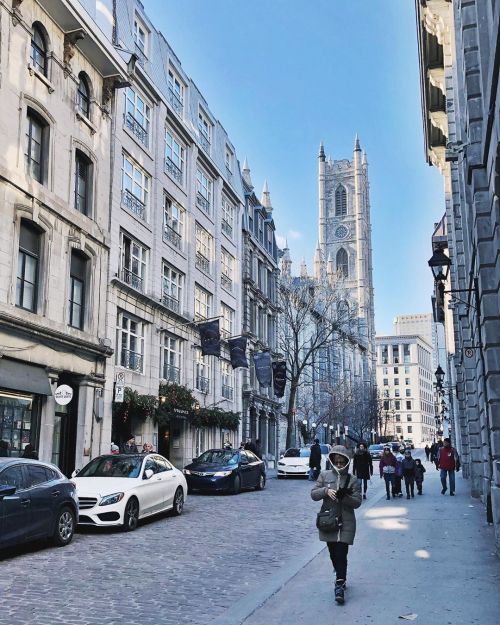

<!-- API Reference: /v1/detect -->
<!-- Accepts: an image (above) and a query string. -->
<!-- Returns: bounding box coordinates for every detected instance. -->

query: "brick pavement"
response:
[0,471,320,625]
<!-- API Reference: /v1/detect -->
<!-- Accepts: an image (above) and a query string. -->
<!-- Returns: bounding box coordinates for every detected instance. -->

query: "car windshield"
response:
[284,448,310,458]
[196,450,239,465]
[369,445,383,451]
[320,445,329,454]
[77,456,143,478]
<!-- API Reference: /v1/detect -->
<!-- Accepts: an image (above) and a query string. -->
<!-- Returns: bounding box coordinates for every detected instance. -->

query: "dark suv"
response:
[0,458,78,550]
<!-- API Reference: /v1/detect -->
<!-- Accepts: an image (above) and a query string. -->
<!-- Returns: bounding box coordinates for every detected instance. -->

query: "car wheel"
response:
[122,497,139,531]
[256,473,266,490]
[52,506,75,547]
[172,487,184,516]
[230,475,241,495]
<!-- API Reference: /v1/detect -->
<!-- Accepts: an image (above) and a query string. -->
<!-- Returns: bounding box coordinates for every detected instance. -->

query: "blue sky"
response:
[145,0,445,335]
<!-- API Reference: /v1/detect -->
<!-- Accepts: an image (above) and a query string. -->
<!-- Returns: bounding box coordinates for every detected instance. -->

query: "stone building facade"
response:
[415,0,500,549]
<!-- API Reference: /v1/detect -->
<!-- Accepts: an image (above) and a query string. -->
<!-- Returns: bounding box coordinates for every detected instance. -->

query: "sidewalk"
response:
[214,456,500,625]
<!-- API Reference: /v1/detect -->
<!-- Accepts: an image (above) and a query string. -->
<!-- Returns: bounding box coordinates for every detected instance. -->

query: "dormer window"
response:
[198,109,211,153]
[133,14,148,63]
[168,68,184,115]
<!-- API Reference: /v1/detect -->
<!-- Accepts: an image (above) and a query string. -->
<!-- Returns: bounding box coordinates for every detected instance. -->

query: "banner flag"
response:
[272,360,287,398]
[253,351,272,387]
[199,319,221,357]
[228,336,248,369]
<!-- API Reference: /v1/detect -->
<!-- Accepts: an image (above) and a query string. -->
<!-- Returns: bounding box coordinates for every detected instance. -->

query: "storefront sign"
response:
[54,384,73,406]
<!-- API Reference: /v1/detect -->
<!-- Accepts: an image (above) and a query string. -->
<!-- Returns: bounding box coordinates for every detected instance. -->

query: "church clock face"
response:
[335,225,349,240]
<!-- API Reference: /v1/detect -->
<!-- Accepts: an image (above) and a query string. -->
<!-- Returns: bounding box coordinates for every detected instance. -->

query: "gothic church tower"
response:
[316,137,376,376]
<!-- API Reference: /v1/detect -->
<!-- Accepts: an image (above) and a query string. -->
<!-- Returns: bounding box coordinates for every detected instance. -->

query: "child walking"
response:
[414,458,426,495]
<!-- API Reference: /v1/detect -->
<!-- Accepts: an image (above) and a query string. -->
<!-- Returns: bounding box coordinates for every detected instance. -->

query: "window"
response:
[404,366,410,374]
[16,220,41,312]
[69,250,87,329]
[198,109,211,152]
[381,345,388,365]
[221,248,234,291]
[394,367,399,374]
[117,312,145,373]
[165,130,185,184]
[383,367,388,375]
[122,154,149,220]
[405,377,410,385]
[221,361,234,400]
[396,426,402,434]
[125,88,150,146]
[407,426,413,434]
[257,216,264,243]
[163,196,184,249]
[74,150,92,215]
[133,15,148,57]
[194,284,211,320]
[30,24,47,75]
[221,304,234,338]
[394,378,399,386]
[403,344,411,363]
[395,389,400,397]
[196,169,212,213]
[162,335,181,383]
[336,248,348,278]
[25,109,48,184]
[162,263,183,313]
[405,389,411,397]
[335,185,347,216]
[395,400,401,410]
[395,414,401,422]
[77,74,90,118]
[407,415,412,422]
[222,197,234,237]
[392,344,400,364]
[0,465,25,490]
[195,223,212,274]
[383,378,388,386]
[266,227,274,255]
[120,232,147,292]
[168,68,184,115]
[194,348,210,393]
[225,146,233,173]
[406,400,412,410]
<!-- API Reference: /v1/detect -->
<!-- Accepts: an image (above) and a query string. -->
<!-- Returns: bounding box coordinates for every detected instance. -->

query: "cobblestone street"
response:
[0,473,319,625]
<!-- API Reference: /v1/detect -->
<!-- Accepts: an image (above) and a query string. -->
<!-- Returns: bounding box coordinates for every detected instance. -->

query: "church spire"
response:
[314,241,325,280]
[242,157,253,189]
[281,240,292,277]
[300,258,308,278]
[319,142,325,162]
[354,134,361,152]
[260,180,273,213]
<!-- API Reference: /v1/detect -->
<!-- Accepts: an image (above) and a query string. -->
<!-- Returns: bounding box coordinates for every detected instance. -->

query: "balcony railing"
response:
[122,189,146,220]
[221,273,232,291]
[198,131,210,153]
[163,364,180,383]
[196,252,210,274]
[162,292,180,313]
[120,349,143,372]
[221,219,233,237]
[121,267,143,292]
[196,375,210,393]
[168,88,183,115]
[163,224,181,249]
[125,112,149,146]
[222,384,234,401]
[165,157,183,184]
[196,192,210,213]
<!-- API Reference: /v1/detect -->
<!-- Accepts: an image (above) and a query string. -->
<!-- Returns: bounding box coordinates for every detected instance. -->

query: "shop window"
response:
[0,392,41,458]
[16,220,41,312]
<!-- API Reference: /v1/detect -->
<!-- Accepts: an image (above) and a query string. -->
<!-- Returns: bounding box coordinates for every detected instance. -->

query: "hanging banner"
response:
[199,319,221,357]
[272,360,287,398]
[228,336,248,369]
[253,351,272,387]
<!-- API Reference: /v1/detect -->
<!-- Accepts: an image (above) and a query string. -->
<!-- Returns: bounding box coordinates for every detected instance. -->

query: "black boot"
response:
[335,580,346,604]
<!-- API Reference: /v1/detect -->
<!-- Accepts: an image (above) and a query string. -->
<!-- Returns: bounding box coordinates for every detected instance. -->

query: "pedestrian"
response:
[379,446,397,500]
[401,450,416,499]
[21,443,38,459]
[311,445,361,604]
[121,435,138,454]
[309,438,322,481]
[414,458,426,494]
[432,439,443,470]
[239,441,245,450]
[393,448,404,497]
[0,440,9,457]
[438,437,460,495]
[110,443,120,454]
[142,442,153,454]
[352,442,373,499]
[244,439,257,455]
[424,444,430,461]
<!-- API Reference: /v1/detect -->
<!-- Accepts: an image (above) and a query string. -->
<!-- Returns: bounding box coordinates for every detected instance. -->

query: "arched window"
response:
[335,185,347,216]
[31,24,47,75]
[77,74,90,118]
[336,248,348,278]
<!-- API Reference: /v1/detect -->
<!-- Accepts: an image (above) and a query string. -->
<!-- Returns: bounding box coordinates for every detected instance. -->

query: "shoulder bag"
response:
[316,476,350,532]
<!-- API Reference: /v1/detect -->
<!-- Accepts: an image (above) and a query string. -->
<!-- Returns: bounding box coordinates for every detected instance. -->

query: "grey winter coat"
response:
[311,445,362,545]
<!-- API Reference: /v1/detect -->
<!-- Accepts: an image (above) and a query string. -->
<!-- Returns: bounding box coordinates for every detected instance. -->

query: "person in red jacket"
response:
[438,438,460,495]
[379,446,398,500]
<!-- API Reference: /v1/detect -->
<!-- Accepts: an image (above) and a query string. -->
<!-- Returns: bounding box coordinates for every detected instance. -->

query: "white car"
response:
[277,445,331,479]
[73,453,187,531]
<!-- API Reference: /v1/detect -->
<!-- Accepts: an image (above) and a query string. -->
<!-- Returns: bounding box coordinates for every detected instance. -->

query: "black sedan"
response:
[0,458,78,550]
[183,449,266,494]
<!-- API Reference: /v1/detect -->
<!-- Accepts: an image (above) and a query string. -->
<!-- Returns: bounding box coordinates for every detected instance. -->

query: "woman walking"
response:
[352,442,373,500]
[414,458,426,494]
[311,445,362,604]
[401,450,417,499]
[379,445,398,500]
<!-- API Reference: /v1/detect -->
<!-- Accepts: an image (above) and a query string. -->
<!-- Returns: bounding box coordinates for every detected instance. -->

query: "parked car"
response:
[0,458,78,550]
[73,453,186,531]
[404,439,415,449]
[183,449,266,494]
[368,444,384,460]
[277,445,331,479]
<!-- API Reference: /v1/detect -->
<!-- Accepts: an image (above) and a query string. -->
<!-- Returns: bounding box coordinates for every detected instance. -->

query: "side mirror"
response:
[71,469,80,478]
[0,484,16,499]
[143,469,154,480]
[280,454,284,459]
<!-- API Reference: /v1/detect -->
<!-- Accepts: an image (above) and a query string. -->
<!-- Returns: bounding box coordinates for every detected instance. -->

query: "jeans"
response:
[404,477,415,497]
[327,542,349,581]
[383,474,394,497]
[357,477,368,494]
[440,469,455,493]
[308,467,320,481]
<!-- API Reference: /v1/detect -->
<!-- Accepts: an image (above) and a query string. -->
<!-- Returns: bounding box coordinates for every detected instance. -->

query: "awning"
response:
[0,359,52,396]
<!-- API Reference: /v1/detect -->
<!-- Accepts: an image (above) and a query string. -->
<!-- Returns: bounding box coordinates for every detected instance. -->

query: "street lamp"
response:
[435,365,445,387]
[329,425,334,445]
[428,247,451,283]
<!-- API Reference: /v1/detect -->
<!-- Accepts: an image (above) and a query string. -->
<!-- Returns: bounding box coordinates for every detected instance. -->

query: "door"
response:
[158,424,171,460]
[155,456,177,508]
[139,457,166,516]
[52,376,79,477]
[245,451,262,486]
[25,464,54,538]
[0,464,31,547]
[239,452,253,487]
